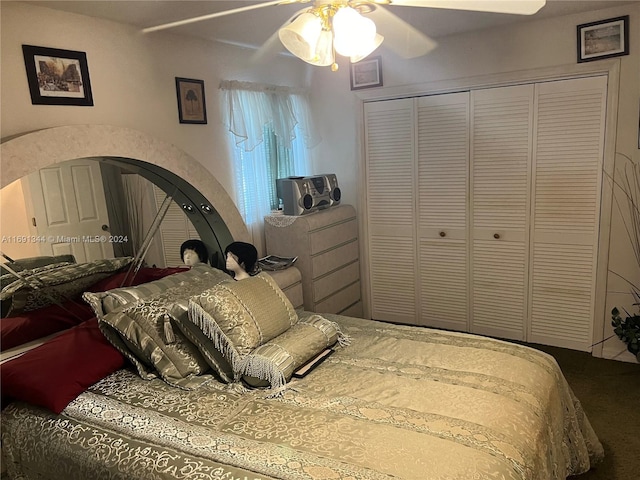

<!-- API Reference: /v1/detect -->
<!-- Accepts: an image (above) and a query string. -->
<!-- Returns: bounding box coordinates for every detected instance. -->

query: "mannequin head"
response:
[180,239,209,266]
[224,241,258,280]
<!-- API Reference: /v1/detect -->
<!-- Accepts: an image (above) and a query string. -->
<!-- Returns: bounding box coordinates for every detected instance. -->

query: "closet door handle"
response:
[493,233,500,239]
[439,231,446,237]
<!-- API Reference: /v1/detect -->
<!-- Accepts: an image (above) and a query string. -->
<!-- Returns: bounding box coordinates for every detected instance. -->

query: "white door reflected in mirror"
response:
[24,159,114,263]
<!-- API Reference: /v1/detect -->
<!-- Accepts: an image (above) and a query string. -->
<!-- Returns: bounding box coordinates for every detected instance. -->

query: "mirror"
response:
[0,125,249,325]
[1,156,234,272]
[0,124,249,321]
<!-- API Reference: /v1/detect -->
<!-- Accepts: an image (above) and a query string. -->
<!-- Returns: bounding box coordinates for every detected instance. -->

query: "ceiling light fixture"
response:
[278,1,383,71]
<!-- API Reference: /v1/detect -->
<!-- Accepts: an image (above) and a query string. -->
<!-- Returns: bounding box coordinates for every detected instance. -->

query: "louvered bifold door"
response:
[528,76,607,351]
[153,185,201,267]
[470,85,534,341]
[364,99,417,323]
[416,93,470,330]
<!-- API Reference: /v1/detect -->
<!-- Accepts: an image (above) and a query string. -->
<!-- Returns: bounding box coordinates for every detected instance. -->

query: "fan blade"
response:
[386,0,546,15]
[369,5,437,59]
[250,29,286,64]
[142,0,296,33]
[250,8,307,64]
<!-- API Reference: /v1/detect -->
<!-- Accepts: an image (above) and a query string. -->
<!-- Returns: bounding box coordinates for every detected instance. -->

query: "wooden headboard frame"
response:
[0,125,250,243]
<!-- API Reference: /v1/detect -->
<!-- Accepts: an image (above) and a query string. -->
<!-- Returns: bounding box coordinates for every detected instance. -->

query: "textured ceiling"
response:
[22,0,637,53]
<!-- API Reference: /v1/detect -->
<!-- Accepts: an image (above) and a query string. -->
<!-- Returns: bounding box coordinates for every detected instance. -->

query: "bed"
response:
[1,259,603,480]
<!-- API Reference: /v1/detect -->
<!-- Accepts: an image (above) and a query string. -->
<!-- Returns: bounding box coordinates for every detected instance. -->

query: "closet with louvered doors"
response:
[363,74,608,350]
[364,93,471,329]
[527,76,607,351]
[364,98,418,325]
[470,84,534,341]
[417,92,470,331]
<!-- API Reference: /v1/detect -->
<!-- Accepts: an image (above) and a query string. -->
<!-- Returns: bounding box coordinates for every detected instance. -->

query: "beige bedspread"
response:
[1,315,603,480]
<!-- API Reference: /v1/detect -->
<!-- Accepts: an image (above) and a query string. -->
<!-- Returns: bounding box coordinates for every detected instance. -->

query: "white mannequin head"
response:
[180,239,208,267]
[224,241,258,280]
[225,251,249,280]
[182,248,201,266]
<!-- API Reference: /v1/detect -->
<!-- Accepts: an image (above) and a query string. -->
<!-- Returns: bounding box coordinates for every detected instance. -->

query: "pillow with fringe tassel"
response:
[187,273,298,375]
[241,314,351,396]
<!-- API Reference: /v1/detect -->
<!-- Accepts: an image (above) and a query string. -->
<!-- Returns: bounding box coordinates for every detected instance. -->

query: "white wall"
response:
[0,179,39,259]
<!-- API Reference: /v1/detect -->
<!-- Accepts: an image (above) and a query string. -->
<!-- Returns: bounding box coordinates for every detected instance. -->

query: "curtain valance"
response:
[220,80,318,152]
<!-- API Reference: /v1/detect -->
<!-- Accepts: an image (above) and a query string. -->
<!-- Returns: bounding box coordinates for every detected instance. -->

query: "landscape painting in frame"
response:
[22,45,93,106]
[577,15,629,63]
[350,56,383,90]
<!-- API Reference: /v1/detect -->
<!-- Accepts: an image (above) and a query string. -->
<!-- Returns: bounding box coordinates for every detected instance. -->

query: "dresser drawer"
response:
[266,267,303,309]
[313,261,360,303]
[311,240,359,279]
[315,281,361,314]
[309,219,357,255]
[282,283,304,310]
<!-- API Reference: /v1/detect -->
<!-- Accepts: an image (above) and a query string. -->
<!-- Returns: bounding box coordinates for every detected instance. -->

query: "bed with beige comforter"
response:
[2,314,603,480]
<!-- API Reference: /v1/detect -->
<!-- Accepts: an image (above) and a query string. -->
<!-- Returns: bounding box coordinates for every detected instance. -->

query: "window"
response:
[221,81,316,251]
[231,123,308,226]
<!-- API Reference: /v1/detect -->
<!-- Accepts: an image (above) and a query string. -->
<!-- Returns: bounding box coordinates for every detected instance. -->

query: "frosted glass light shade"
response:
[278,13,322,61]
[306,30,335,66]
[350,33,384,63]
[333,7,377,57]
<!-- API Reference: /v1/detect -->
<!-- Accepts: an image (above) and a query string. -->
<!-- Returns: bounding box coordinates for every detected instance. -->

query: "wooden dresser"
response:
[265,205,362,317]
[265,267,304,310]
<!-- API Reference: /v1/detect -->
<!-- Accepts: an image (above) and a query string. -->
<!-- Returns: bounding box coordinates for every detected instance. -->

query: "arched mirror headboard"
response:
[1,125,249,267]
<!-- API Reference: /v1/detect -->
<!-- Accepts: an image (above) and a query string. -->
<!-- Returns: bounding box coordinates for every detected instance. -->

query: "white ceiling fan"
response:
[142,0,546,70]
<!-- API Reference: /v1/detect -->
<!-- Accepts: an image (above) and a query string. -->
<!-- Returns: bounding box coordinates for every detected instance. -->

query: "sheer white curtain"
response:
[220,80,317,254]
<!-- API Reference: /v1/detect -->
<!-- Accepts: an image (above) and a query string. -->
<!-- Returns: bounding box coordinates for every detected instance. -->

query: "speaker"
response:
[322,174,341,206]
[276,175,339,216]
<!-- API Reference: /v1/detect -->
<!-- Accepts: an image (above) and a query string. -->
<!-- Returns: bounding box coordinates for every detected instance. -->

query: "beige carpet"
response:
[529,344,640,480]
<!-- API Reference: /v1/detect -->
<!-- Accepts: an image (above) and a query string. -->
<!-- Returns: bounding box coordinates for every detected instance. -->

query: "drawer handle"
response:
[494,233,500,239]
[439,231,446,237]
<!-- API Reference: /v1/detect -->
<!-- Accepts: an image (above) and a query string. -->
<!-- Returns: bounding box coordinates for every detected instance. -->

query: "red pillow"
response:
[1,300,95,350]
[1,318,124,414]
[86,266,189,292]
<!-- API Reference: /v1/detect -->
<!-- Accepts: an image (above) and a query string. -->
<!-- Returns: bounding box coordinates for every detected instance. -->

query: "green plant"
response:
[611,306,640,361]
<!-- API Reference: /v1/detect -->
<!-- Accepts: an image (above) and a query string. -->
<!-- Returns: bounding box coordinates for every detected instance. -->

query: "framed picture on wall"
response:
[350,56,383,90]
[577,15,629,63]
[22,45,93,106]
[175,77,207,124]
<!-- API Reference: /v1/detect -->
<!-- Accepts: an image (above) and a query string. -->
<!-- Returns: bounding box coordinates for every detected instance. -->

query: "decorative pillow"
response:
[168,300,234,383]
[1,262,74,317]
[0,254,76,275]
[0,300,95,350]
[1,257,133,317]
[241,314,347,393]
[97,296,213,389]
[84,264,230,315]
[187,272,299,378]
[87,269,232,389]
[0,318,125,414]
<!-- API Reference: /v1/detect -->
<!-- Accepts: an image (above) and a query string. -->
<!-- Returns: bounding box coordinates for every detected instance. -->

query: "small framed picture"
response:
[175,77,207,124]
[350,56,383,90]
[22,45,93,106]
[577,15,629,63]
